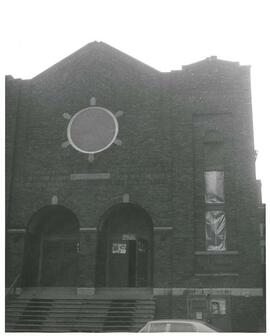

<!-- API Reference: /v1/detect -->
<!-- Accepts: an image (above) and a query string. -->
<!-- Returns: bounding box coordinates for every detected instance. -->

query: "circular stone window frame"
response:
[67,106,119,154]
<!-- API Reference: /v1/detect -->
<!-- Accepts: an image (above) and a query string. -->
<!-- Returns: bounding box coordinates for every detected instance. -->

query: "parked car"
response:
[139,319,219,332]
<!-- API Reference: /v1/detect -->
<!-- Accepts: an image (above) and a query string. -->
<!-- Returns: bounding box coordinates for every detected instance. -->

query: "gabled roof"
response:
[33,41,160,80]
[24,41,247,81]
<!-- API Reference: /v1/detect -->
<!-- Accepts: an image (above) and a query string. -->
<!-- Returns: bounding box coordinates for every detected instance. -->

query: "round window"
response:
[67,107,119,154]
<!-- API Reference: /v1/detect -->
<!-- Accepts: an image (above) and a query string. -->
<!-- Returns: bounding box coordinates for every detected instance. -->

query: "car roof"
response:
[145,320,219,331]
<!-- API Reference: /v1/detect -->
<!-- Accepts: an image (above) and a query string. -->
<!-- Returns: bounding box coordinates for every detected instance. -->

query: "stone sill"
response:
[195,250,239,255]
[195,273,239,277]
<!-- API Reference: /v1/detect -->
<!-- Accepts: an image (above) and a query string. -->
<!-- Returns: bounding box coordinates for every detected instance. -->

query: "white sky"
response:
[1,0,269,204]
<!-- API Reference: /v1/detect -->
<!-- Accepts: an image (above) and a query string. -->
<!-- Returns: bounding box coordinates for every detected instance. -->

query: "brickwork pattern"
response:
[6,43,263,295]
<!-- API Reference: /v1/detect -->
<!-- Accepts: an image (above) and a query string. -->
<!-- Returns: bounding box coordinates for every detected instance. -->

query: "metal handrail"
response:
[6,273,21,298]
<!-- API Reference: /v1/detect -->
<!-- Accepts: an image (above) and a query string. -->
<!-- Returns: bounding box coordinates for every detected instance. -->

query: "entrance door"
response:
[96,203,153,288]
[22,205,80,287]
[107,237,149,287]
[108,239,129,287]
[128,240,137,286]
[39,236,78,286]
[136,239,148,287]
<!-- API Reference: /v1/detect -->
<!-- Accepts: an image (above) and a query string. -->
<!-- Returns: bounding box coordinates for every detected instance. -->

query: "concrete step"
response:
[7,326,141,332]
[6,295,155,332]
[7,312,154,318]
[7,302,154,307]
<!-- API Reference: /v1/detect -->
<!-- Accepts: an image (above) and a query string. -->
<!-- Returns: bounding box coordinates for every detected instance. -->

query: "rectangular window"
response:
[205,210,226,251]
[204,171,224,203]
[203,138,227,252]
[210,298,226,315]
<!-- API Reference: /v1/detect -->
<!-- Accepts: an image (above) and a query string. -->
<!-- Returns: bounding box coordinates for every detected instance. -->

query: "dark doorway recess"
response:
[95,203,153,288]
[22,205,79,287]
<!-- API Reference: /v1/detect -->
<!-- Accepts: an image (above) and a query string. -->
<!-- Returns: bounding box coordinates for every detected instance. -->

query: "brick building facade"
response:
[6,42,265,331]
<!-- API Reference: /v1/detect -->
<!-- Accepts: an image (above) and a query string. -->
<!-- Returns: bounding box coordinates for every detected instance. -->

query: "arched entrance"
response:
[22,205,79,287]
[96,203,153,288]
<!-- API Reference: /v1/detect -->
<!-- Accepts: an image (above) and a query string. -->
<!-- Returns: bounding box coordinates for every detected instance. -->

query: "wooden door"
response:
[40,238,78,286]
[136,239,148,287]
[107,239,129,287]
[107,238,149,287]
[128,240,136,287]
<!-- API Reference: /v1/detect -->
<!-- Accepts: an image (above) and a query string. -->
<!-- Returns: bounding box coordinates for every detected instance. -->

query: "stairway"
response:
[6,297,155,332]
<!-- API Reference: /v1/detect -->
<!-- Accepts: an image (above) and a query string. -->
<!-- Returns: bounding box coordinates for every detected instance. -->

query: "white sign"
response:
[112,243,126,254]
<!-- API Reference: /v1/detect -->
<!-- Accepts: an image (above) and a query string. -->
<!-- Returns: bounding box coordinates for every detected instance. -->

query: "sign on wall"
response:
[112,243,127,254]
[210,299,226,315]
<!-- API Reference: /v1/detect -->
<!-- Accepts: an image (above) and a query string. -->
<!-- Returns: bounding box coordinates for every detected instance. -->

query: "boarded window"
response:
[205,171,224,203]
[205,211,226,251]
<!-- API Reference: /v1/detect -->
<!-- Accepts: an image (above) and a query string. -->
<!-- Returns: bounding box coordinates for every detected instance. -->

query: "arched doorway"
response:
[96,203,153,288]
[22,205,79,287]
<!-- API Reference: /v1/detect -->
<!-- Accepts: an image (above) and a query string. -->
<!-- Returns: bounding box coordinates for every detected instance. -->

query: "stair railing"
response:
[6,273,21,299]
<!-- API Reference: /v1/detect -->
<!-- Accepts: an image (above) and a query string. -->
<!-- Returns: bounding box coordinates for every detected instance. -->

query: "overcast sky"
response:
[2,0,269,203]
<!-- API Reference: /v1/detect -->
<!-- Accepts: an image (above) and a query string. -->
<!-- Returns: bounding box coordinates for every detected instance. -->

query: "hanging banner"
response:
[205,211,226,251]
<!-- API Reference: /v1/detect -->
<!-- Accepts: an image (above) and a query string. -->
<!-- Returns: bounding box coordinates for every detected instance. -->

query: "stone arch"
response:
[95,203,153,288]
[22,205,79,287]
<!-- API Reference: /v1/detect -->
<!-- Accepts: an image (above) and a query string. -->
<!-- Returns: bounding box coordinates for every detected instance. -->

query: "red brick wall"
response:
[6,44,262,292]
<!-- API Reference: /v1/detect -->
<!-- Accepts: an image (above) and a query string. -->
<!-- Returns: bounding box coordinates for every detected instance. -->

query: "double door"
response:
[107,236,149,287]
[38,235,78,286]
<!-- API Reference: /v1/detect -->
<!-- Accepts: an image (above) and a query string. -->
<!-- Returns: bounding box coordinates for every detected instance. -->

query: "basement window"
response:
[210,299,226,315]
